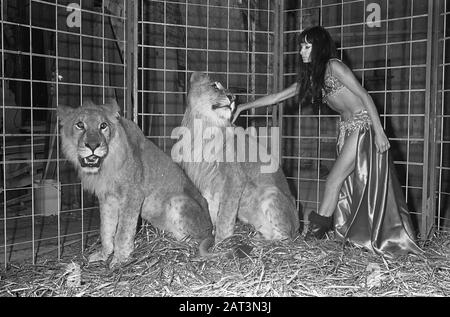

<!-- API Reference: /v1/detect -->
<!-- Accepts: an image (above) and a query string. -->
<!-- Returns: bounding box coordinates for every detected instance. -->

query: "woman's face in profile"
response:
[300,39,312,63]
[300,35,312,63]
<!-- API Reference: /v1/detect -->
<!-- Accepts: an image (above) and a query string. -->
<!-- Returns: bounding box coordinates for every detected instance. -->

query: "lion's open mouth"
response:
[212,103,231,110]
[79,155,103,168]
[212,100,235,111]
[212,94,235,111]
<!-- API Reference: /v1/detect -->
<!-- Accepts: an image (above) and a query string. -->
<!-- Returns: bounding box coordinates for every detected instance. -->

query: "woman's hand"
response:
[375,130,390,153]
[231,105,244,124]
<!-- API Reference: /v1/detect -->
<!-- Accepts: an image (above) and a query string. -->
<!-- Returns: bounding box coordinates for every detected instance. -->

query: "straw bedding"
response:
[1,223,449,297]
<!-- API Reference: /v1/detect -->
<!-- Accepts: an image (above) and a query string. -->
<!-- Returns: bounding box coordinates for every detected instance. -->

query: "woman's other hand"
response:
[375,130,390,153]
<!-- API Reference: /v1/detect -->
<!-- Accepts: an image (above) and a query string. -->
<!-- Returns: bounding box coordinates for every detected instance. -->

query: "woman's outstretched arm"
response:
[232,82,298,123]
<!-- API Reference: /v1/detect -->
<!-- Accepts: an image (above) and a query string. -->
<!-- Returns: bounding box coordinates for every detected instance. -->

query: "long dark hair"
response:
[297,26,337,105]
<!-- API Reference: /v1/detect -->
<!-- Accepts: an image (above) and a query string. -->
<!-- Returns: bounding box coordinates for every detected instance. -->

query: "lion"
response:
[58,100,214,267]
[176,72,300,244]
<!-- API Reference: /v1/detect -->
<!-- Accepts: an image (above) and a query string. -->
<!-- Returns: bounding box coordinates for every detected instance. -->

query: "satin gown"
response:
[332,111,423,257]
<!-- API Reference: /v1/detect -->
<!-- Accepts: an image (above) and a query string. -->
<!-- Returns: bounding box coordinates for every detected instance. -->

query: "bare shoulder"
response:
[328,58,351,75]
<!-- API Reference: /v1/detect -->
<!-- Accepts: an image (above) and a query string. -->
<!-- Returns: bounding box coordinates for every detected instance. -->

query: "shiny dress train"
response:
[333,111,423,257]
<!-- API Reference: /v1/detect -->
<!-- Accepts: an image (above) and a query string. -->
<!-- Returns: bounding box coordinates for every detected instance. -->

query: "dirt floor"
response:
[0,223,449,297]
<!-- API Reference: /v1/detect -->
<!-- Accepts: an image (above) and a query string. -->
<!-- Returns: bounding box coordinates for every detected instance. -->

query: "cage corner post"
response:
[421,0,441,240]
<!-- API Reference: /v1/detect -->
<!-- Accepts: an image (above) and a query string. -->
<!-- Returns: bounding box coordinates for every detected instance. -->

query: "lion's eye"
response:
[75,121,84,130]
[100,122,108,130]
[211,82,220,90]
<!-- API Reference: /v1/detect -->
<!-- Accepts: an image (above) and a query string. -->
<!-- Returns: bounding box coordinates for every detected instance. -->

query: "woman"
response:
[232,26,422,257]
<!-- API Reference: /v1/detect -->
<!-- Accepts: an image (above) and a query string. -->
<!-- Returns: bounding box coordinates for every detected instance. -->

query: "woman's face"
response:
[300,38,312,63]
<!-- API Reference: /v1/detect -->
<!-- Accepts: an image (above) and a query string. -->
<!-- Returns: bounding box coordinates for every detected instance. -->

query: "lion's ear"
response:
[57,105,75,122]
[190,71,208,84]
[106,98,121,115]
[100,99,121,118]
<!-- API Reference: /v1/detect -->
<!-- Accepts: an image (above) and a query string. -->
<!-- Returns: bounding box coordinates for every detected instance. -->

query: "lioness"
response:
[58,100,213,267]
[176,72,300,243]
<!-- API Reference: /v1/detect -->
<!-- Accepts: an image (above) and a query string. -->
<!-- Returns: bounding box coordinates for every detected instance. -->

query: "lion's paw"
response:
[109,255,129,269]
[88,250,110,263]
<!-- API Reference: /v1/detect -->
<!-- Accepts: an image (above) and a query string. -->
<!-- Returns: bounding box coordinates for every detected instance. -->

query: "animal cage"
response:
[0,0,449,268]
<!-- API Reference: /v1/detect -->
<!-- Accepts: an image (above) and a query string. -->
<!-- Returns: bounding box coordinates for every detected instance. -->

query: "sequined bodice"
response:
[322,73,345,100]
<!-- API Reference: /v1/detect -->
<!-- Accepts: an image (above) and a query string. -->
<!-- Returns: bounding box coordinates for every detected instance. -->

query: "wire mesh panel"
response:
[281,0,433,231]
[0,0,126,267]
[137,0,277,154]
